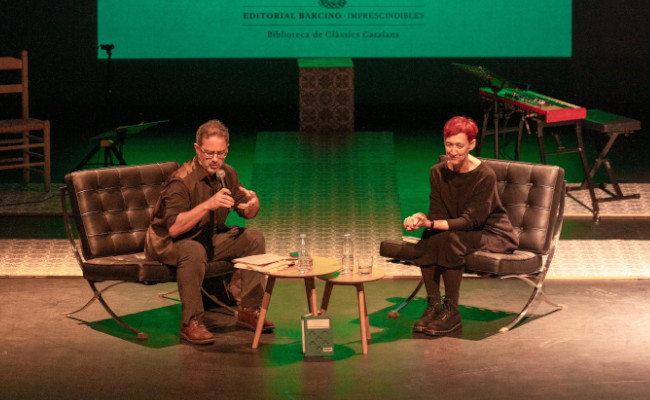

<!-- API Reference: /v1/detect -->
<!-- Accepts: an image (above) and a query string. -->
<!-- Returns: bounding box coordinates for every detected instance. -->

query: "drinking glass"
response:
[357,255,373,275]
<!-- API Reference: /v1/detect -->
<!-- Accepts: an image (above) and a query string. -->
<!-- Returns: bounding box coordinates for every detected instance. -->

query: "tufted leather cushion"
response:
[466,250,542,275]
[482,158,564,254]
[380,158,565,276]
[65,162,179,260]
[65,162,234,283]
[80,252,235,283]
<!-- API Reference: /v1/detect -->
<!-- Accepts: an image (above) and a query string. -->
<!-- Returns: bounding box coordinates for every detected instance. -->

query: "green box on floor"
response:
[301,314,334,357]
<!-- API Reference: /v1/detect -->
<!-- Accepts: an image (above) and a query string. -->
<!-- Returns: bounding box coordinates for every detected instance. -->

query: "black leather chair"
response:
[61,162,234,340]
[380,157,567,333]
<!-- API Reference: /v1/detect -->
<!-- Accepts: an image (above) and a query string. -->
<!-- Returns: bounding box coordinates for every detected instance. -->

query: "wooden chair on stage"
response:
[0,50,51,191]
[380,157,567,333]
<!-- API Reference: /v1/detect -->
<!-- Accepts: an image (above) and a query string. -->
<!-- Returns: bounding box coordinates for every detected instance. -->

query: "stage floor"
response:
[2,277,650,399]
[2,129,650,399]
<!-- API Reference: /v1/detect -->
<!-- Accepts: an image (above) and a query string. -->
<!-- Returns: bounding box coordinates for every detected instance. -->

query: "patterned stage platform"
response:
[1,131,649,279]
[2,192,649,279]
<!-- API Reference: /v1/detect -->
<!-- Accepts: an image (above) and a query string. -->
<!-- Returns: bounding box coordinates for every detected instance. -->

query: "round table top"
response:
[266,256,342,278]
[318,268,386,284]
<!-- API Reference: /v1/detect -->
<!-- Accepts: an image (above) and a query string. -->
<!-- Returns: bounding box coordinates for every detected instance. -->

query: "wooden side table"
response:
[318,268,386,355]
[239,256,341,349]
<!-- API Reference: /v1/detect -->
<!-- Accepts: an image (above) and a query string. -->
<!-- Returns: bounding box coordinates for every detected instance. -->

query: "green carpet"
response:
[248,131,403,258]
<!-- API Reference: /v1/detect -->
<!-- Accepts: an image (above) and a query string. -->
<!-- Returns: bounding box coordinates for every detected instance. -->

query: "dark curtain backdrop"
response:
[1,1,648,135]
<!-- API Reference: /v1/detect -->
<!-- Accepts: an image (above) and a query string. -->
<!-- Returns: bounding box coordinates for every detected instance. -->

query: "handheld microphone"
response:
[216,169,227,189]
[216,169,231,209]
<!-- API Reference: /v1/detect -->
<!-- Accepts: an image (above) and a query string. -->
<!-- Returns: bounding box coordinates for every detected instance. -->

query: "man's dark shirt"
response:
[145,157,247,265]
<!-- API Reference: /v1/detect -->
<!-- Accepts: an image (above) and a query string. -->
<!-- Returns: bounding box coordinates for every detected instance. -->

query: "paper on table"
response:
[235,260,295,273]
[233,253,296,273]
[232,253,289,266]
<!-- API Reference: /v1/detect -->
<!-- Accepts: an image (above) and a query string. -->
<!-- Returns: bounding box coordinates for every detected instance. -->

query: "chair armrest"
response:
[537,180,567,277]
[60,186,84,268]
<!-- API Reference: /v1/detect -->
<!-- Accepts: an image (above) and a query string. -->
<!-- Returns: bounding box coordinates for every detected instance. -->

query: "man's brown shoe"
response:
[180,319,216,345]
[237,307,275,333]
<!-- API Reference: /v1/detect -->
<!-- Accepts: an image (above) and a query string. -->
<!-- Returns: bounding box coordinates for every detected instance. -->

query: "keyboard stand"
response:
[579,109,642,203]
[477,93,523,160]
[529,116,600,221]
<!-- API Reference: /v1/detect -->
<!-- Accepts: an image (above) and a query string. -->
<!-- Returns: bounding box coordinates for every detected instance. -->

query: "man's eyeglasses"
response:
[198,147,228,159]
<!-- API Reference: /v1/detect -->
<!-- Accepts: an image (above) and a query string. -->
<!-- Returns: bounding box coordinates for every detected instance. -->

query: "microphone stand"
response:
[100,44,114,105]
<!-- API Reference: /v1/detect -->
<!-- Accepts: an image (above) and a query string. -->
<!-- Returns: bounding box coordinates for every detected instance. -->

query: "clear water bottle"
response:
[297,234,313,274]
[341,233,354,274]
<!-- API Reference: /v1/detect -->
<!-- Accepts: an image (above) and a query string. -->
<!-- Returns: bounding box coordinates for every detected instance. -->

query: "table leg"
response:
[304,277,318,316]
[319,281,334,316]
[356,283,369,355]
[252,276,275,349]
[360,285,371,342]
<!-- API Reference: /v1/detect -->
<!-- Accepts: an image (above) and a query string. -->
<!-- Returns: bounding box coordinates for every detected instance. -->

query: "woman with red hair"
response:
[403,116,518,335]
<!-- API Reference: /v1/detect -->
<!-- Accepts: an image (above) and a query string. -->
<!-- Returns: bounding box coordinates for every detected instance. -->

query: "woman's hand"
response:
[403,212,430,231]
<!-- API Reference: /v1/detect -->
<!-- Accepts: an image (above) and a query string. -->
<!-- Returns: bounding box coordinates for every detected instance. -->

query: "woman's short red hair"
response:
[443,116,478,141]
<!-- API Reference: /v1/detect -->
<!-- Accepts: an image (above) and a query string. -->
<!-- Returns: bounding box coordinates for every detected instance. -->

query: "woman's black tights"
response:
[420,265,464,305]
